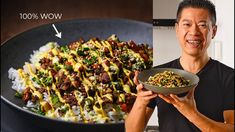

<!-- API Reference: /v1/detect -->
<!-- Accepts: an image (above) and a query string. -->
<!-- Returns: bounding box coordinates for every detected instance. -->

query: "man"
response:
[125,0,234,131]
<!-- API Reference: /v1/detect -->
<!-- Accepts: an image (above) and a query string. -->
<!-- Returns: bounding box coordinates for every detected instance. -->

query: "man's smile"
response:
[186,39,202,48]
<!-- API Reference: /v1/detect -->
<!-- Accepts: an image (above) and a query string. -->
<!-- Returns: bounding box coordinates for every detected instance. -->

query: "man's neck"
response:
[179,54,210,74]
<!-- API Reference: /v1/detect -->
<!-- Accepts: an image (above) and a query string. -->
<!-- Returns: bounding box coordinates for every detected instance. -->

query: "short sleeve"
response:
[147,97,159,109]
[222,70,234,110]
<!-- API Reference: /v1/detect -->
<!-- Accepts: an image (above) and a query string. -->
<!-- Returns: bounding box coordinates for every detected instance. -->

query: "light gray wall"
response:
[213,0,234,68]
[153,0,180,67]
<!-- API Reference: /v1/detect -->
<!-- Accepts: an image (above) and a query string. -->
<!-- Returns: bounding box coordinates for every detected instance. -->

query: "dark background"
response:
[1,0,152,43]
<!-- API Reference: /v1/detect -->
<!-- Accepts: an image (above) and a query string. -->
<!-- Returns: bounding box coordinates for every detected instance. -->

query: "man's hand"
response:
[134,71,158,107]
[158,87,198,121]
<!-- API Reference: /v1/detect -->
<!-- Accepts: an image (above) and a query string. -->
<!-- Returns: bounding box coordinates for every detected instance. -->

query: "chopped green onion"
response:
[60,45,69,53]
[41,77,53,86]
[83,47,89,51]
[15,91,23,98]
[65,65,73,71]
[32,77,42,85]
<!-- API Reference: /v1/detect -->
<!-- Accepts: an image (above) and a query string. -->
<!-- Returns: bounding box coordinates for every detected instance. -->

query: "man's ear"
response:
[212,25,217,39]
[175,23,179,37]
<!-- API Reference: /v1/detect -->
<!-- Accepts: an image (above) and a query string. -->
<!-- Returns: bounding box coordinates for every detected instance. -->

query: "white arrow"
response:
[52,24,62,38]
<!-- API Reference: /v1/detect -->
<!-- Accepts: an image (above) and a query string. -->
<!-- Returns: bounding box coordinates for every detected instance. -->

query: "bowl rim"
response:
[138,68,199,93]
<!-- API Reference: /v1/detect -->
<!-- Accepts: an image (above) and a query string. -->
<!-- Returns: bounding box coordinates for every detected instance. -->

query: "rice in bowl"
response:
[8,35,153,123]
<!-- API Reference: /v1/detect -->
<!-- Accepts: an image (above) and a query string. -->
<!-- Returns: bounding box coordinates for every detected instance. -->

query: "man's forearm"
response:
[125,99,147,132]
[189,111,234,132]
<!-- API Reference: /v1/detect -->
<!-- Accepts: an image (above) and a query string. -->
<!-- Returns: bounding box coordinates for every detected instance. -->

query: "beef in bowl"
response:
[8,34,153,123]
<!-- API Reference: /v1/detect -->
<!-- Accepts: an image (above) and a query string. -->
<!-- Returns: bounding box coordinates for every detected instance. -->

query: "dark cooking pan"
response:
[1,18,152,132]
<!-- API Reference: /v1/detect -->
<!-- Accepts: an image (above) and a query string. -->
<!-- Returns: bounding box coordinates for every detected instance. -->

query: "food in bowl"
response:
[146,70,190,88]
[138,68,199,95]
[8,35,153,123]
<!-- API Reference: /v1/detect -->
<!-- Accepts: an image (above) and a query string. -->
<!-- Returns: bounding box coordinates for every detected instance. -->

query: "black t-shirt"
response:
[148,58,234,132]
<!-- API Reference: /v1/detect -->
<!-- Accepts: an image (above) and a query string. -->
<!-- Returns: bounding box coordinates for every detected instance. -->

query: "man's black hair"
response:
[176,0,216,25]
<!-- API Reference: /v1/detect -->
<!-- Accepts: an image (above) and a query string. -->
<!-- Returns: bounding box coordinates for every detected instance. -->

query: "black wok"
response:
[1,18,152,132]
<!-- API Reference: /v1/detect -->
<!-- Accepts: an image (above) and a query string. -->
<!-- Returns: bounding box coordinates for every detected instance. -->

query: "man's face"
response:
[175,7,217,57]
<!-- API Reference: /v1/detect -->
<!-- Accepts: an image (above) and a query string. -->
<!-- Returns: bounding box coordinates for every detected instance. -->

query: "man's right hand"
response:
[134,71,158,106]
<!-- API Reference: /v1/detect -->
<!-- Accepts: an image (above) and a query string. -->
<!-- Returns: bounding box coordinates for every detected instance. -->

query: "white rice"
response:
[43,92,50,102]
[83,110,92,121]
[108,111,119,122]
[8,42,59,93]
[26,100,37,108]
[8,67,26,93]
[29,42,59,65]
[7,41,127,123]
[23,62,36,74]
[72,106,81,115]
[72,106,83,121]
[52,56,59,64]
